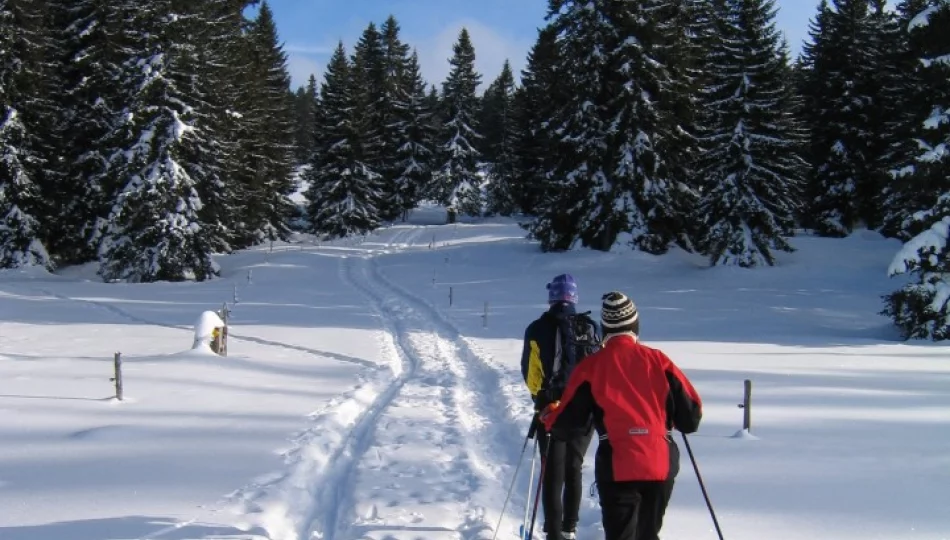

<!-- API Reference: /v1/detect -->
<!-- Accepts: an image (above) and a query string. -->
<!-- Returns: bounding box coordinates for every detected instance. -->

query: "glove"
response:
[539,400,560,429]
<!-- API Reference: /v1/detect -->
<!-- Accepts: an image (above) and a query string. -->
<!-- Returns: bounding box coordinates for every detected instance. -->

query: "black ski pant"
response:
[537,429,593,538]
[597,477,675,540]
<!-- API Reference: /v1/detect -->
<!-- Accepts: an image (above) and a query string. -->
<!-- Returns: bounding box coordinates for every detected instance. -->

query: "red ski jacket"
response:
[542,333,702,482]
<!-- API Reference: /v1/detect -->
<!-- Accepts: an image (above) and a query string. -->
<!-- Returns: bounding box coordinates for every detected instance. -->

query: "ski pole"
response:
[525,433,552,540]
[681,433,725,540]
[520,433,538,539]
[490,424,534,540]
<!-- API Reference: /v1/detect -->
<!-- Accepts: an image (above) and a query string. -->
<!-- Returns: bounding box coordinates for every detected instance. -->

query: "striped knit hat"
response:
[601,291,639,333]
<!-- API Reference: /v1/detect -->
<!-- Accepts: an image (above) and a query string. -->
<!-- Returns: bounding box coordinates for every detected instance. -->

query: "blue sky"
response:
[263,0,822,90]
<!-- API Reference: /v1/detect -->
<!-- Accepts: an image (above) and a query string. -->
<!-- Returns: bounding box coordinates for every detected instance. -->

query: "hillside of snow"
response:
[1,206,948,540]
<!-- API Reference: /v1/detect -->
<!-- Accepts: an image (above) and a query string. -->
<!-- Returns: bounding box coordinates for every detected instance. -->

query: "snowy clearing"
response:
[1,206,948,540]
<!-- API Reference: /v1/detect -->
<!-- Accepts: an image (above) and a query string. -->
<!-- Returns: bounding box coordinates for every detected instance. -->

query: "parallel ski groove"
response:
[296,255,417,540]
[329,253,495,539]
[331,251,527,538]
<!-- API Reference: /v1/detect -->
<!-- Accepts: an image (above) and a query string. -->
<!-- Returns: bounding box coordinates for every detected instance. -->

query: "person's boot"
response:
[561,531,576,540]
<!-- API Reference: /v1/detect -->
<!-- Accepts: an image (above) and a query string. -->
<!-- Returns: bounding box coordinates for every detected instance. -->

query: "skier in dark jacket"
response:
[541,291,702,540]
[521,274,601,540]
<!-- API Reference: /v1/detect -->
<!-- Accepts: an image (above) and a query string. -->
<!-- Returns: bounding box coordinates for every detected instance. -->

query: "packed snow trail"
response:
[228,255,415,540]
[323,250,530,540]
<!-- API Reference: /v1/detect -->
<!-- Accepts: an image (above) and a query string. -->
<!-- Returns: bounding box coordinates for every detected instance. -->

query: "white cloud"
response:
[287,54,323,89]
[410,19,532,93]
[285,43,335,55]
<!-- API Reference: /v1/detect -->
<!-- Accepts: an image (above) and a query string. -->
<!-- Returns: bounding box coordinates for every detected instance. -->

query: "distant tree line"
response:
[3,0,950,340]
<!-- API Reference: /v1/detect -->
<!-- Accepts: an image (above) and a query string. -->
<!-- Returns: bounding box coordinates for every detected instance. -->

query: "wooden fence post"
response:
[220,302,229,357]
[449,286,453,307]
[739,379,752,432]
[112,352,123,401]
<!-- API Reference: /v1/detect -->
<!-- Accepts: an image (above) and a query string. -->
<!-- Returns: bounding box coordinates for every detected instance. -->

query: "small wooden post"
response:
[449,286,453,307]
[233,283,238,304]
[738,379,752,431]
[220,302,229,357]
[247,269,252,284]
[432,269,437,287]
[113,352,123,401]
[482,301,488,327]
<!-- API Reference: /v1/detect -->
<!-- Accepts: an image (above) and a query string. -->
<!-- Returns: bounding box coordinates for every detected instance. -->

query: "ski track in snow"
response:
[320,225,529,539]
[227,255,415,540]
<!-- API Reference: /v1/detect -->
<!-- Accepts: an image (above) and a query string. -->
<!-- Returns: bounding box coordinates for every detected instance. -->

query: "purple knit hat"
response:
[547,274,578,304]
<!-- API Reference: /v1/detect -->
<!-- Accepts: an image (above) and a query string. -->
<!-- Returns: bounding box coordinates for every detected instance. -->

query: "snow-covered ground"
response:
[1,205,948,540]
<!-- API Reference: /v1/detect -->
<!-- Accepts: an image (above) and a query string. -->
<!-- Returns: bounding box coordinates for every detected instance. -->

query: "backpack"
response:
[548,311,601,393]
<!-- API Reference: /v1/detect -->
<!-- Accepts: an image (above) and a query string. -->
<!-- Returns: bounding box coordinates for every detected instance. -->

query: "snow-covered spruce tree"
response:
[865,0,915,238]
[347,22,389,220]
[526,1,613,252]
[376,16,417,222]
[434,28,484,217]
[97,1,221,283]
[630,0,703,253]
[184,0,252,254]
[292,74,318,164]
[804,0,887,236]
[53,0,129,264]
[390,50,436,221]
[511,26,561,219]
[237,1,297,244]
[537,0,700,253]
[303,43,381,238]
[696,0,806,267]
[797,0,832,188]
[0,0,51,269]
[480,60,518,216]
[879,0,943,240]
[883,1,950,341]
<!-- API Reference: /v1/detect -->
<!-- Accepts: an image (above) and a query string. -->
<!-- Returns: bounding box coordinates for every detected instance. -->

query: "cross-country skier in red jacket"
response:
[541,291,702,540]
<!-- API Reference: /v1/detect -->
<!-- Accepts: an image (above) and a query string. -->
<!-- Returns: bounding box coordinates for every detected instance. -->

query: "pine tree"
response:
[533,0,700,253]
[805,0,886,236]
[188,0,251,254]
[0,0,52,269]
[883,1,950,340]
[97,1,221,282]
[798,0,832,183]
[238,1,297,244]
[434,28,484,217]
[512,26,561,220]
[377,16,416,221]
[879,0,940,239]
[347,22,387,217]
[53,0,127,264]
[524,1,612,251]
[292,75,318,164]
[480,60,518,215]
[390,51,435,220]
[630,0,703,253]
[304,43,381,238]
[696,0,806,267]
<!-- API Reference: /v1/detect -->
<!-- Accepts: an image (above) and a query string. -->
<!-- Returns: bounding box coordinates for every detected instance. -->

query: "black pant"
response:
[597,478,675,540]
[537,430,593,538]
